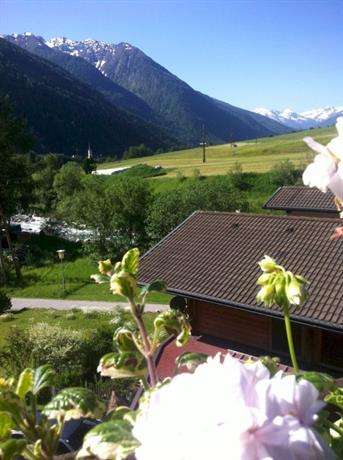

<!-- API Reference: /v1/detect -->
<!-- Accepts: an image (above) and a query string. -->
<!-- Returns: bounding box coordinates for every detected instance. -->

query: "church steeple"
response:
[87,142,92,159]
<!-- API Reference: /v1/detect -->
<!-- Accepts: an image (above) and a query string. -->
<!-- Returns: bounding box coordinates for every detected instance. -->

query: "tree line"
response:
[0,96,302,283]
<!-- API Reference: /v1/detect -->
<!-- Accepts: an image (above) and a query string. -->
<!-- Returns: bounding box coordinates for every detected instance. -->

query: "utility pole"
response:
[57,249,66,295]
[200,124,207,163]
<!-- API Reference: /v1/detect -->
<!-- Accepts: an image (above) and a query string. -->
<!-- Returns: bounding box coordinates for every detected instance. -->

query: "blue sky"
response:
[1,0,342,112]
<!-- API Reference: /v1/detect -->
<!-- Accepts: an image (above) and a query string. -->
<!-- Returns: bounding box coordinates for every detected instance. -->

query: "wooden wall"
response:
[187,298,343,373]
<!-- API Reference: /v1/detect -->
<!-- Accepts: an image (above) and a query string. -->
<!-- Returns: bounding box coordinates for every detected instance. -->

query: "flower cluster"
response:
[257,255,308,308]
[133,354,335,460]
[303,116,343,201]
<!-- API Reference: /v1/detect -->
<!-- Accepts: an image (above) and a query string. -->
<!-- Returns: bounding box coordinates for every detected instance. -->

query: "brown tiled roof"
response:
[263,186,338,213]
[138,211,343,331]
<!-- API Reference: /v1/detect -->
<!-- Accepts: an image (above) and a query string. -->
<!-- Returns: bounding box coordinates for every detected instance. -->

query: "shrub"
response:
[121,164,166,179]
[0,290,11,315]
[228,162,252,191]
[0,313,15,322]
[28,323,86,384]
[148,176,249,243]
[270,160,302,187]
[0,313,141,406]
[65,312,77,320]
[0,326,33,377]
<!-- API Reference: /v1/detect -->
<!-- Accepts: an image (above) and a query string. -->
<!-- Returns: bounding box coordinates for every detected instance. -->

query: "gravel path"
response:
[11,297,169,313]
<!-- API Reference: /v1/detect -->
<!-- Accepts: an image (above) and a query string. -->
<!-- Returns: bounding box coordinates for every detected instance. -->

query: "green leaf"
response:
[330,420,343,459]
[325,387,343,409]
[175,352,208,372]
[154,310,191,347]
[0,439,26,460]
[121,248,140,275]
[43,387,105,420]
[15,368,33,399]
[0,413,13,441]
[0,391,22,416]
[110,272,138,300]
[91,273,109,284]
[301,372,337,394]
[98,351,147,379]
[98,259,113,275]
[114,329,138,352]
[77,420,139,460]
[32,365,55,395]
[106,407,137,426]
[141,280,166,296]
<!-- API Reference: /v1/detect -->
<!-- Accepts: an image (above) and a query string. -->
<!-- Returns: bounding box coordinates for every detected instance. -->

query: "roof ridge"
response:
[193,210,343,223]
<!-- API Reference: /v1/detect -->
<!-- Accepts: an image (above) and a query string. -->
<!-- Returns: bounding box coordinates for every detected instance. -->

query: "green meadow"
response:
[99,126,334,178]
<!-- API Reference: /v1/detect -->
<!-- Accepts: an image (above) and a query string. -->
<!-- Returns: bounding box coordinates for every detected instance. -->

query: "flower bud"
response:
[257,273,273,286]
[256,284,275,306]
[258,255,277,273]
[286,275,307,306]
[98,259,113,275]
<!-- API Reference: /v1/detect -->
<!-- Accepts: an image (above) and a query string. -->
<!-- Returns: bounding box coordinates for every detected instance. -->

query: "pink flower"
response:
[133,355,334,460]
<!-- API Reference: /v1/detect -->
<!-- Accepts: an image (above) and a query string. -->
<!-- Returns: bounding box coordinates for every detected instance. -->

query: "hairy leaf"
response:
[0,413,13,441]
[0,439,26,460]
[154,310,191,347]
[121,248,140,275]
[301,372,336,394]
[32,365,55,395]
[325,387,343,409]
[43,387,105,420]
[98,351,147,379]
[175,352,208,372]
[114,329,138,352]
[0,391,22,416]
[78,420,139,460]
[90,273,109,284]
[15,368,33,399]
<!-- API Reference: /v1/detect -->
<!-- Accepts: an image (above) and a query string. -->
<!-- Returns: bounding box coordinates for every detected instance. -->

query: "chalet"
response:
[263,185,339,218]
[138,211,343,375]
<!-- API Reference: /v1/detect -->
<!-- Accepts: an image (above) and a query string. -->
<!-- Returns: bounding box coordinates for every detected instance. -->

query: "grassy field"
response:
[99,126,335,178]
[0,308,157,348]
[6,256,171,303]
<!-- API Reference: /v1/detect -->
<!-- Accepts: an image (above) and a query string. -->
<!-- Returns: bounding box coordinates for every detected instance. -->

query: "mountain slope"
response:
[46,36,291,144]
[253,107,343,130]
[0,38,173,156]
[3,33,157,123]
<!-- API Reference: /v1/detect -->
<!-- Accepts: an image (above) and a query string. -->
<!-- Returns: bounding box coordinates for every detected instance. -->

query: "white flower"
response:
[133,355,333,460]
[327,116,343,161]
[303,116,343,199]
[302,148,337,193]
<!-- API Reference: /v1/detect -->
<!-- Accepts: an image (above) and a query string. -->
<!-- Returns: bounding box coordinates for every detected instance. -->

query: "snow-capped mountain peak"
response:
[253,106,343,130]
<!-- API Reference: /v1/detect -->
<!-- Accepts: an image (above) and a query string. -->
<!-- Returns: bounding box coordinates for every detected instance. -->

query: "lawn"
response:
[5,234,171,303]
[98,126,335,178]
[0,308,157,348]
[6,256,171,303]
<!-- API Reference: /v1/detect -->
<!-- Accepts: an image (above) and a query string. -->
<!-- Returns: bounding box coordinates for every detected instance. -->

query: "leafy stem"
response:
[131,301,158,386]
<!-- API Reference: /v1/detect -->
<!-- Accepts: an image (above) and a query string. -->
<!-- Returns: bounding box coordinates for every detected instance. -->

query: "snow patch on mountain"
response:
[253,106,343,130]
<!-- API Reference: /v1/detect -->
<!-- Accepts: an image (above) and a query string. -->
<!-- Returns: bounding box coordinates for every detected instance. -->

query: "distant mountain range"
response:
[253,106,343,131]
[2,32,291,153]
[0,38,173,156]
